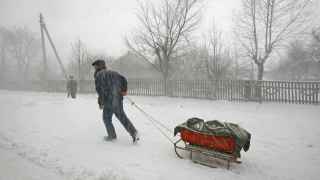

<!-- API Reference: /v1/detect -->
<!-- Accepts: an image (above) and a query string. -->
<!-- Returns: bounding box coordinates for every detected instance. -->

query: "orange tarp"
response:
[180,129,236,154]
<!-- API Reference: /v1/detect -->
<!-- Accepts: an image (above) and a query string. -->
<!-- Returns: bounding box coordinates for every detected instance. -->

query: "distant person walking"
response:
[92,59,139,143]
[67,75,78,99]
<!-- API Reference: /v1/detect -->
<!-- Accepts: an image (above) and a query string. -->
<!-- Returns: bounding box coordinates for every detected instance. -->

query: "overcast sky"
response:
[0,0,242,59]
[0,0,318,60]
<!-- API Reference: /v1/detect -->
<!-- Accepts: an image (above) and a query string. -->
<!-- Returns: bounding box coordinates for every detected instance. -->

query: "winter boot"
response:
[132,131,140,143]
[104,136,117,142]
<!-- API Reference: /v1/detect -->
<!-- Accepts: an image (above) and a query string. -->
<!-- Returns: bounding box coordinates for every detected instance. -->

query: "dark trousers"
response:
[67,91,77,99]
[103,97,137,138]
[71,92,76,99]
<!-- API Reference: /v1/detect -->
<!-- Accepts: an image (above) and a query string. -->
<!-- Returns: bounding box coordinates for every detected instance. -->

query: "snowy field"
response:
[0,90,319,180]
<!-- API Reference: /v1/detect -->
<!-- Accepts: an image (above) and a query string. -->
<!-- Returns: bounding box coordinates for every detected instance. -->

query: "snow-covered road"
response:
[0,90,319,180]
[0,148,67,180]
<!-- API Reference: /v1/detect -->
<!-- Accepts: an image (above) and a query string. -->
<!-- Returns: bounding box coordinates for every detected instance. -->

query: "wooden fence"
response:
[126,79,320,104]
[1,79,319,104]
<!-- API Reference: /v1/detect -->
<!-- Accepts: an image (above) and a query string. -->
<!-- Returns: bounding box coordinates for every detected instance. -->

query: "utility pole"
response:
[39,13,48,81]
[39,13,68,80]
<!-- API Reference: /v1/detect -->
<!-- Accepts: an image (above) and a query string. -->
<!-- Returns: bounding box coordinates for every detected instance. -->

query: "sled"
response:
[174,127,242,169]
[174,118,250,169]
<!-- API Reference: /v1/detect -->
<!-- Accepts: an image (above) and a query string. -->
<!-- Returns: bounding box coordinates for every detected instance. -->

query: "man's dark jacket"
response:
[94,69,127,105]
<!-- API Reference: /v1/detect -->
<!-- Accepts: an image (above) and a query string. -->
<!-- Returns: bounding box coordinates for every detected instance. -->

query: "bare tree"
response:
[126,0,202,93]
[7,27,41,81]
[236,0,312,80]
[169,45,206,80]
[169,25,245,81]
[272,40,320,80]
[229,46,254,80]
[311,27,320,62]
[312,29,320,42]
[69,40,90,81]
[203,25,233,80]
[68,41,111,81]
[0,27,11,82]
[71,39,87,81]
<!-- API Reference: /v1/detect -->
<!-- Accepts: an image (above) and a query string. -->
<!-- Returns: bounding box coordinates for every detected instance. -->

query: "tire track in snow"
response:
[0,132,131,180]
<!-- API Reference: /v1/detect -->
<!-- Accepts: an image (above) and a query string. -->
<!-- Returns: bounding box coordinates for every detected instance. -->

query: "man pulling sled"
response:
[92,59,139,143]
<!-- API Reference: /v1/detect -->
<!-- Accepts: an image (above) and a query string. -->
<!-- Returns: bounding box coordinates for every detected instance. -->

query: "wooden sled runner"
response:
[174,138,241,169]
[174,127,242,169]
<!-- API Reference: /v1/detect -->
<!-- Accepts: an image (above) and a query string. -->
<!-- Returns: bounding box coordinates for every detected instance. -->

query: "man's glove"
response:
[98,96,104,109]
[121,91,128,96]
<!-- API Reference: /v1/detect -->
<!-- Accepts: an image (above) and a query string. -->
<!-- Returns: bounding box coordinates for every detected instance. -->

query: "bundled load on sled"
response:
[174,118,251,169]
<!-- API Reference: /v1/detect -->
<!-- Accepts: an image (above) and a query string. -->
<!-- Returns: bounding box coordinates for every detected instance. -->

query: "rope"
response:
[125,97,175,144]
[126,97,173,133]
